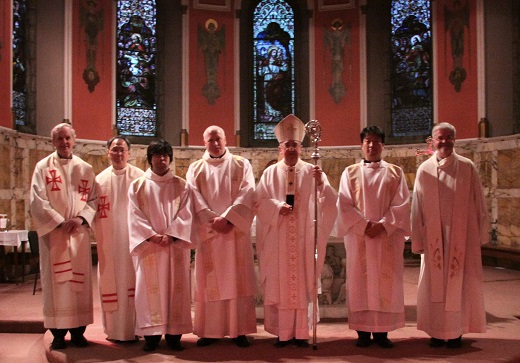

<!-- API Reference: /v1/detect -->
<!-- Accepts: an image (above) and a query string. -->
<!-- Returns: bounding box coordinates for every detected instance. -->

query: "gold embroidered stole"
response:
[347,163,400,311]
[285,164,301,309]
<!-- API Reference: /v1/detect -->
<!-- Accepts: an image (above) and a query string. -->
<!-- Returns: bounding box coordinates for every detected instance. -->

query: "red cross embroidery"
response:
[78,180,91,202]
[97,196,110,218]
[46,169,62,191]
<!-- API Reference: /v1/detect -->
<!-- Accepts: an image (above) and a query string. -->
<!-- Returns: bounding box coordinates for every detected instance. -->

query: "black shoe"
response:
[274,338,291,348]
[51,337,67,350]
[167,340,184,351]
[107,336,139,344]
[196,337,219,347]
[356,331,372,347]
[232,335,250,348]
[295,339,310,348]
[372,333,393,348]
[143,340,158,352]
[447,336,462,349]
[70,334,89,347]
[355,337,372,347]
[165,334,184,351]
[375,337,394,348]
[429,337,445,348]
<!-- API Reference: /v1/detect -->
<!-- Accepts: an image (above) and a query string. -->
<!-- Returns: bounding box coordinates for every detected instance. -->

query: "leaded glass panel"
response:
[253,0,295,140]
[13,0,28,127]
[116,0,157,137]
[391,0,432,137]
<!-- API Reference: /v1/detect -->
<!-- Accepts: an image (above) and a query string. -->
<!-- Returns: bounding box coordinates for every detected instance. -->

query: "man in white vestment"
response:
[128,140,194,352]
[92,136,144,342]
[411,122,489,348]
[187,125,257,348]
[336,126,410,348]
[30,123,96,350]
[254,114,338,347]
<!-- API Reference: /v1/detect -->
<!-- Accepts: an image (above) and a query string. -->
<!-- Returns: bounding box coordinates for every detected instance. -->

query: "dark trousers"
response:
[50,326,86,338]
[357,331,388,340]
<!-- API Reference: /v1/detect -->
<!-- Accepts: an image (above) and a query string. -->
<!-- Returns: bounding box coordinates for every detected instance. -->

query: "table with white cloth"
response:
[0,230,29,284]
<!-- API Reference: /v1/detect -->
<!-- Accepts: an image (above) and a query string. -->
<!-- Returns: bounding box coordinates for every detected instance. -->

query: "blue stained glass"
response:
[253,0,295,140]
[13,0,28,127]
[390,0,432,137]
[116,0,157,137]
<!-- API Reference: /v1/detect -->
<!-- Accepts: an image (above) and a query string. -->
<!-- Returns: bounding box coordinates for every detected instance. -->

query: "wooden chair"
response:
[27,231,39,295]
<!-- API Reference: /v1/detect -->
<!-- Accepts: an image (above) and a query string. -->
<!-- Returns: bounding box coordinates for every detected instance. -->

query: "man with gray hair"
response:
[411,122,489,348]
[30,123,96,349]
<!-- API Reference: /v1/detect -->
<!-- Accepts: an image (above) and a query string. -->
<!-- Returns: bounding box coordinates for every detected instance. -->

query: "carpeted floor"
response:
[1,264,519,363]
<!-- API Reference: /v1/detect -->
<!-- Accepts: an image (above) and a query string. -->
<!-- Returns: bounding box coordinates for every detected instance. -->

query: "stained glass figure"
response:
[253,0,295,140]
[116,0,157,136]
[391,0,433,137]
[13,0,28,127]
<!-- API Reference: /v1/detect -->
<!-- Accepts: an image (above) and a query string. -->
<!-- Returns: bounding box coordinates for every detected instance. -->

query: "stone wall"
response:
[1,126,519,249]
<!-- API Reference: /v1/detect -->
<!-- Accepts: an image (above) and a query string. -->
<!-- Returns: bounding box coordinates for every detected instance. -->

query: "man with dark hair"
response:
[92,136,144,342]
[128,139,195,352]
[337,125,410,348]
[30,123,96,349]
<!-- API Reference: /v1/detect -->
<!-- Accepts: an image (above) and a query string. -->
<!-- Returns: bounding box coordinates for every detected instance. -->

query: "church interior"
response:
[0,0,519,362]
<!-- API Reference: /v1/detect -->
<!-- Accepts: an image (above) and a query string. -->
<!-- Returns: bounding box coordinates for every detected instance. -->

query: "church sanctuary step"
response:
[0,274,45,334]
[482,243,520,270]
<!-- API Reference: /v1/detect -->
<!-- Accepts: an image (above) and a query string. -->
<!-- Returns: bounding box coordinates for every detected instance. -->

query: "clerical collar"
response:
[57,154,73,160]
[363,159,381,164]
[210,150,226,159]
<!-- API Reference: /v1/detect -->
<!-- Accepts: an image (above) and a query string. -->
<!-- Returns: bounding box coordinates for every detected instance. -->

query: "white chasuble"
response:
[187,149,257,338]
[412,152,488,339]
[255,159,337,338]
[30,152,96,329]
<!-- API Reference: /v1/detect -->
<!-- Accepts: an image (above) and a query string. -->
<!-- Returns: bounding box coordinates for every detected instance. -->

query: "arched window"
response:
[390,0,432,137]
[13,0,35,134]
[253,0,295,141]
[116,0,157,137]
[240,0,309,147]
[12,0,27,128]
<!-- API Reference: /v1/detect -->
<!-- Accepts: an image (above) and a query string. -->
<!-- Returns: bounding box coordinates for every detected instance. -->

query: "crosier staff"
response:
[305,120,322,350]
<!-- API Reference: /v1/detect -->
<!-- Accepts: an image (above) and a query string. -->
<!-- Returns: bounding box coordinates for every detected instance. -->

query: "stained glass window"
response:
[13,0,28,127]
[116,0,157,137]
[391,0,432,136]
[253,0,295,140]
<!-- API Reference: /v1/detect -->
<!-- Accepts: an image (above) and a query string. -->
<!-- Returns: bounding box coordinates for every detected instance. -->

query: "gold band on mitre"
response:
[274,114,306,143]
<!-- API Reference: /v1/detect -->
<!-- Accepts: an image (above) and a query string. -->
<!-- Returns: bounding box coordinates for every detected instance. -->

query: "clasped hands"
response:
[364,220,385,238]
[59,217,83,234]
[211,216,233,234]
[148,234,177,247]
